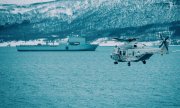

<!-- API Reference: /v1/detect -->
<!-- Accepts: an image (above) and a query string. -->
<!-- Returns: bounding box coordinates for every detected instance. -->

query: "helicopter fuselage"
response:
[110,36,169,66]
[110,44,166,66]
[110,47,160,62]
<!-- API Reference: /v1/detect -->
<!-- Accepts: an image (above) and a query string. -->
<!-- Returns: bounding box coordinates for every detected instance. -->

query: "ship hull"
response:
[16,44,98,51]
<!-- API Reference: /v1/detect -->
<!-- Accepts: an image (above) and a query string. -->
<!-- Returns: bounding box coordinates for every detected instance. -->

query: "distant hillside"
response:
[0,0,179,41]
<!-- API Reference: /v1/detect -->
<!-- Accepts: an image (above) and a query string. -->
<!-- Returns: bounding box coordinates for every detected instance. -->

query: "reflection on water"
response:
[0,46,180,108]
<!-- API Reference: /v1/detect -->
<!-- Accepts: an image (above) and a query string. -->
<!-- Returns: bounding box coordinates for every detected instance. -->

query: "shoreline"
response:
[1,45,180,48]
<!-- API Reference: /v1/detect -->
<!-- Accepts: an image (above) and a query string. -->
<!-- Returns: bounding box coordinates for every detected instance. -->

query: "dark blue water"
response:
[0,46,180,108]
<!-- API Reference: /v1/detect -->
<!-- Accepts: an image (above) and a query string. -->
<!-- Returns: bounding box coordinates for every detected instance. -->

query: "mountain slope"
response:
[0,0,179,41]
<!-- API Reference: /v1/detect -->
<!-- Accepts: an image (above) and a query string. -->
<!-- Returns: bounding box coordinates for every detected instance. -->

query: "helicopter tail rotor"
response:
[159,35,169,54]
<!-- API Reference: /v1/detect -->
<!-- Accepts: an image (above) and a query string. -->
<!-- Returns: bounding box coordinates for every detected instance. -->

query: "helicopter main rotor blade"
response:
[112,38,126,42]
[159,42,163,48]
[165,36,169,41]
[160,34,163,40]
[164,41,169,51]
[112,38,138,42]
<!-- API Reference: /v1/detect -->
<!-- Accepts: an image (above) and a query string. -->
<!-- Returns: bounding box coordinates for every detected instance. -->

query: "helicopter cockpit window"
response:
[119,51,122,55]
[123,51,126,55]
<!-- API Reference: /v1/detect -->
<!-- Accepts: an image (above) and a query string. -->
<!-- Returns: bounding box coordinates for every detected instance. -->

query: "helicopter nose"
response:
[110,55,112,58]
[110,54,117,60]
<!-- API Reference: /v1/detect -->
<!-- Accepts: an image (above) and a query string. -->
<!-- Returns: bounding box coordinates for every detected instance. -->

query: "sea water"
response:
[0,46,180,108]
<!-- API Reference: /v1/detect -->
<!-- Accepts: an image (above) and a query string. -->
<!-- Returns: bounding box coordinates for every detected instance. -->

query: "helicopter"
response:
[110,35,169,66]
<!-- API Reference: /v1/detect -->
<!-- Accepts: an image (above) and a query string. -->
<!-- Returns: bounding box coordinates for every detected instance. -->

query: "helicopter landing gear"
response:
[128,62,131,66]
[142,60,146,64]
[114,61,118,64]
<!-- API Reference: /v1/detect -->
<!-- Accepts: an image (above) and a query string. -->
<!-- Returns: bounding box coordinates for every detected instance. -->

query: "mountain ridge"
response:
[0,0,179,41]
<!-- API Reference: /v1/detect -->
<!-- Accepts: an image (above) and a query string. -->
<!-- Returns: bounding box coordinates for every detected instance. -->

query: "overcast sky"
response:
[0,0,54,5]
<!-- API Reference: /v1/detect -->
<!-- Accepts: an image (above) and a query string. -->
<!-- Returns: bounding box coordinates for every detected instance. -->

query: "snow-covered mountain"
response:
[0,0,179,41]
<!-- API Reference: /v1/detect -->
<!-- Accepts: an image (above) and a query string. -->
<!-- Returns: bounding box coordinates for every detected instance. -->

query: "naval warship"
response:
[16,37,98,51]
